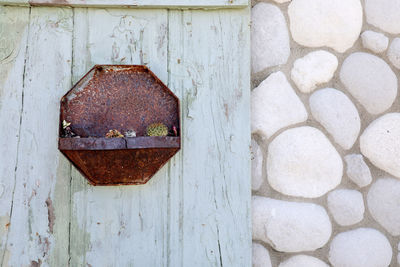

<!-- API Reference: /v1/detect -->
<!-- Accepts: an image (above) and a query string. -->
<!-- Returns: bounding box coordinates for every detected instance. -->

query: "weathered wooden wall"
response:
[0,0,248,8]
[0,3,250,266]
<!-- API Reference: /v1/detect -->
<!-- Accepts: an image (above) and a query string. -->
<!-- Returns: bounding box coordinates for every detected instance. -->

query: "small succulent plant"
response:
[124,130,136,138]
[105,129,124,138]
[146,123,168,137]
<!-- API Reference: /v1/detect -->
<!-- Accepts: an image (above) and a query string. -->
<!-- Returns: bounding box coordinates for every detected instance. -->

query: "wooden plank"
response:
[2,7,73,266]
[70,8,172,266]
[167,9,251,266]
[0,0,248,8]
[0,6,30,266]
[0,0,27,6]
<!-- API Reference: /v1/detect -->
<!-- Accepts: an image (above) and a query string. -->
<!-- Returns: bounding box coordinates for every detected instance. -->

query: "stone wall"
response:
[250,0,400,266]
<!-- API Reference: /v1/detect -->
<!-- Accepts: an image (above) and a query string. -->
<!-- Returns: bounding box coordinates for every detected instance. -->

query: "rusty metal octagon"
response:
[58,65,180,185]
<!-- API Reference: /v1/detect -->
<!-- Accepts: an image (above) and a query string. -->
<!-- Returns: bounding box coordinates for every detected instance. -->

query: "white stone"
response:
[279,255,329,267]
[360,113,400,178]
[327,189,364,226]
[291,50,338,93]
[251,139,263,191]
[309,88,360,150]
[252,196,332,252]
[340,52,398,114]
[388,38,400,69]
[252,243,272,267]
[367,178,400,236]
[251,72,308,139]
[267,126,342,198]
[365,0,400,34]
[251,3,290,74]
[361,31,389,53]
[344,154,372,187]
[329,228,392,267]
[288,0,362,53]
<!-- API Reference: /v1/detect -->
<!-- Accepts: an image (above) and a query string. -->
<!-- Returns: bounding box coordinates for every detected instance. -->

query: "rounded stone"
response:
[360,113,400,178]
[251,139,263,191]
[291,50,338,93]
[309,88,360,150]
[251,72,308,139]
[344,154,372,188]
[252,196,332,252]
[361,31,389,53]
[252,243,272,267]
[251,3,290,74]
[288,0,362,53]
[365,0,400,34]
[279,255,329,267]
[367,178,400,236]
[329,228,392,267]
[340,52,398,114]
[267,126,342,198]
[327,189,364,226]
[388,38,400,69]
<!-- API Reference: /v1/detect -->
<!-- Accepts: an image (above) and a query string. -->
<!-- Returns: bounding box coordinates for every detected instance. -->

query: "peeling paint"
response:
[30,259,41,267]
[45,197,55,234]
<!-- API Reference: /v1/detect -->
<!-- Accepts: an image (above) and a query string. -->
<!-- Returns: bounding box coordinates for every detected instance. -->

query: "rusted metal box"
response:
[58,65,180,185]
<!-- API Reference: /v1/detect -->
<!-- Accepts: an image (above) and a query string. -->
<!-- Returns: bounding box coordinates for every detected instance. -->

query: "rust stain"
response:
[45,197,55,234]
[37,235,51,258]
[44,237,50,255]
[59,65,180,185]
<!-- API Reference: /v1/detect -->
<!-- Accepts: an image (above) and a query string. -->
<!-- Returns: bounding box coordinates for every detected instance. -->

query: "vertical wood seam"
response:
[67,8,75,266]
[179,11,184,266]
[166,9,171,267]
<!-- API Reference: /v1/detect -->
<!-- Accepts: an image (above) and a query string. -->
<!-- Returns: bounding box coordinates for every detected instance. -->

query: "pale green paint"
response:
[0,5,250,267]
[0,6,30,267]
